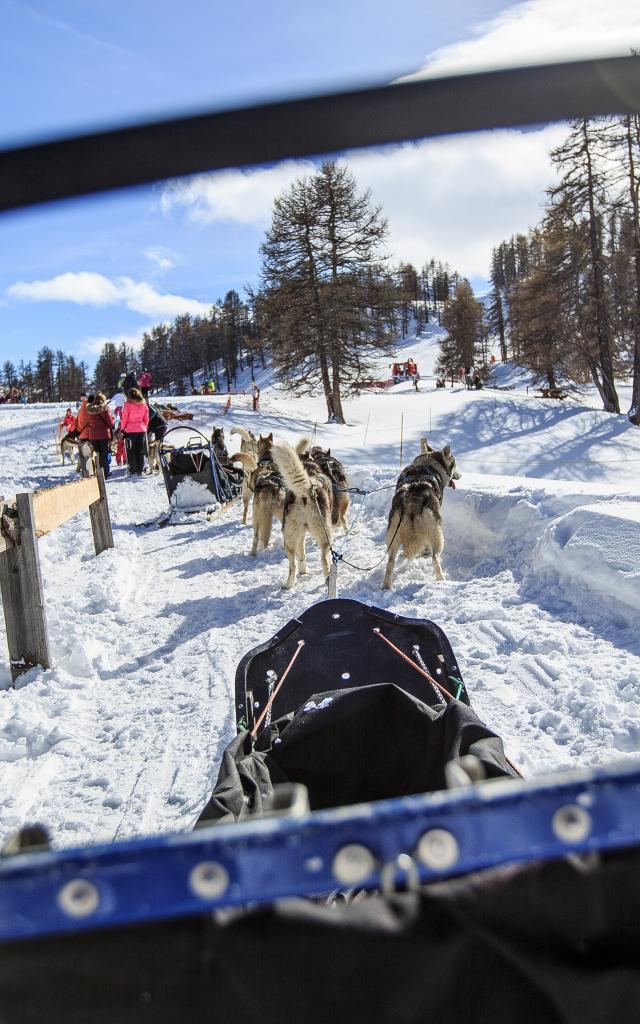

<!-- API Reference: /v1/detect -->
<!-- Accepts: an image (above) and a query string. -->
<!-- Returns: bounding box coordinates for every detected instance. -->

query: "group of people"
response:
[0,386,27,404]
[61,385,167,479]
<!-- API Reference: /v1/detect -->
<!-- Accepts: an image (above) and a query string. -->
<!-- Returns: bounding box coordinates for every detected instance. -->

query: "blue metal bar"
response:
[1,760,640,943]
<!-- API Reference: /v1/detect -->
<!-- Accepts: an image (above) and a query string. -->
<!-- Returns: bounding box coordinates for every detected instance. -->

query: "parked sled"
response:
[158,425,241,512]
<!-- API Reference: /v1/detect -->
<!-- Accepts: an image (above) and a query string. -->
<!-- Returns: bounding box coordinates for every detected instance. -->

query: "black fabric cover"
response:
[197,683,516,824]
[3,847,640,1023]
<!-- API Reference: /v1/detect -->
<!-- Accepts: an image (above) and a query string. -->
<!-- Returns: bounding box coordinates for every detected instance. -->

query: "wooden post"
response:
[89,469,114,556]
[363,412,370,448]
[0,493,52,681]
[327,561,338,599]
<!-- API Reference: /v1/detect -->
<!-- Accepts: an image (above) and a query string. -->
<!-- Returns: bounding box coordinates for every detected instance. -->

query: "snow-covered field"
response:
[2,326,640,850]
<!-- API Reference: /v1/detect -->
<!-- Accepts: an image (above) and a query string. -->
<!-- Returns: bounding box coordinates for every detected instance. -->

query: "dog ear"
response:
[267,432,273,442]
[421,438,433,454]
[326,448,331,457]
[442,444,451,458]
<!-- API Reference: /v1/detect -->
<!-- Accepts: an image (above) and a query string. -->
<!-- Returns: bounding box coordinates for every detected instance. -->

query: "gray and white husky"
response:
[382,441,460,590]
[271,439,334,590]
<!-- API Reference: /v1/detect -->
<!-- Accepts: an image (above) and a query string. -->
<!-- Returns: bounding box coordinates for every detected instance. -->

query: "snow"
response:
[1,323,640,850]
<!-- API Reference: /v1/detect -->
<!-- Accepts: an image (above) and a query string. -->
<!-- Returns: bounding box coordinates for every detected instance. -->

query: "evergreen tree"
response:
[549,118,620,412]
[259,160,393,422]
[438,280,484,377]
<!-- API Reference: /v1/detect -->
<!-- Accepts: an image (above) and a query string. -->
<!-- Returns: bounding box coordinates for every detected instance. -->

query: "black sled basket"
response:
[234,597,468,735]
[159,425,241,508]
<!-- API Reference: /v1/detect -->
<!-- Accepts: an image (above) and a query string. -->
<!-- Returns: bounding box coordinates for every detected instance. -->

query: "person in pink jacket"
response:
[120,388,149,476]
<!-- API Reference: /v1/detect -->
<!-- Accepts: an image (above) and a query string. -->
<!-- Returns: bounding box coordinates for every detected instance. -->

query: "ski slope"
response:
[1,325,640,850]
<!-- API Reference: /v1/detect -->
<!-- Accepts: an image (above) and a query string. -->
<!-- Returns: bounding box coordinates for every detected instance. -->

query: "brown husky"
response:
[306,446,350,531]
[230,426,259,524]
[271,440,334,590]
[382,442,460,590]
[230,433,286,556]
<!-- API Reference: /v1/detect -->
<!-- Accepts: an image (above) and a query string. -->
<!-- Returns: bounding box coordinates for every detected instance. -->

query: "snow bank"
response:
[534,502,640,629]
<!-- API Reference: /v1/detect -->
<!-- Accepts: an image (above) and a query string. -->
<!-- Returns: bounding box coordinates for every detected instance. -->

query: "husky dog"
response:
[271,440,334,590]
[60,435,78,465]
[382,442,460,590]
[147,437,161,473]
[230,434,287,556]
[230,426,258,459]
[307,446,350,531]
[230,426,259,524]
[78,440,98,478]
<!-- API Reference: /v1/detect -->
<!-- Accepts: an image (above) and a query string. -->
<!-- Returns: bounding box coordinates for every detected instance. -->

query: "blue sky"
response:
[2,0,638,370]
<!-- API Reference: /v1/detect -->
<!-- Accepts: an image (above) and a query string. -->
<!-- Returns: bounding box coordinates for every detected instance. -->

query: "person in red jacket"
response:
[60,407,78,441]
[85,393,115,478]
[120,387,149,476]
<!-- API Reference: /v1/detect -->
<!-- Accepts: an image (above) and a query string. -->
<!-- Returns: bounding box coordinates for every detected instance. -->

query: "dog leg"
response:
[250,513,260,556]
[298,536,308,575]
[382,549,398,590]
[282,539,297,590]
[432,554,445,581]
[242,490,250,525]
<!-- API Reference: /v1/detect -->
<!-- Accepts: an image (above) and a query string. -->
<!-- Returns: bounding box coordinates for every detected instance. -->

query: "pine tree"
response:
[438,280,484,377]
[259,160,393,423]
[549,118,620,412]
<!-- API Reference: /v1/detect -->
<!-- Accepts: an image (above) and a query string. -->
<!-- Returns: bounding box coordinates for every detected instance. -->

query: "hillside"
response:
[1,331,640,849]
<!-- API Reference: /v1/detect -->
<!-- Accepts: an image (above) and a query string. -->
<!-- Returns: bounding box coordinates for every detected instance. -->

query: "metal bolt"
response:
[381,853,420,893]
[189,861,230,899]
[58,878,100,918]
[332,843,376,886]
[416,828,460,871]
[552,804,592,845]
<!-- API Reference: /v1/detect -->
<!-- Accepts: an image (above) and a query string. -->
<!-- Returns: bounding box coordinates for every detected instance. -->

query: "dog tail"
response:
[296,436,311,455]
[271,441,312,498]
[230,451,257,473]
[231,426,253,444]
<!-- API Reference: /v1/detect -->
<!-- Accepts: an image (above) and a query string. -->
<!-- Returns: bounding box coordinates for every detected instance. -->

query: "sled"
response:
[158,425,242,512]
[2,597,640,1022]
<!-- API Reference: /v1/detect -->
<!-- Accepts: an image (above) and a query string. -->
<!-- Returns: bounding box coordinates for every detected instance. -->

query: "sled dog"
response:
[307,446,350,531]
[147,437,160,473]
[230,426,259,524]
[271,440,334,590]
[382,441,460,590]
[231,434,287,556]
[60,435,78,465]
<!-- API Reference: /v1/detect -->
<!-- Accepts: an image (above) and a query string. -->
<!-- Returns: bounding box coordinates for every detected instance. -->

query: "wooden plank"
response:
[89,469,114,556]
[0,493,52,681]
[32,476,100,537]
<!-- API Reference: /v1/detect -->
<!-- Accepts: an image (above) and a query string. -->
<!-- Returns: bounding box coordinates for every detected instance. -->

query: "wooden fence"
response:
[0,470,113,682]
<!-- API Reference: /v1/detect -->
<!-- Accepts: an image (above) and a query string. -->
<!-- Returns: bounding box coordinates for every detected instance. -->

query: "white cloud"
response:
[6,271,210,318]
[399,0,640,79]
[345,125,567,276]
[80,330,152,356]
[144,246,176,271]
[160,160,317,226]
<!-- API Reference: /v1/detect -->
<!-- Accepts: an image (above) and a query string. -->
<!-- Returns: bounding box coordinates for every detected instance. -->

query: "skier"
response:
[252,382,261,411]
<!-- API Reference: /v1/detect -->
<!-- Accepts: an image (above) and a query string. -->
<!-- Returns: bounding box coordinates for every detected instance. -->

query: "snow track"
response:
[1,367,640,848]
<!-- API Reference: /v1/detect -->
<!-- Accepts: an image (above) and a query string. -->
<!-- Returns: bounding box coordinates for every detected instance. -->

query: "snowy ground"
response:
[1,325,640,850]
